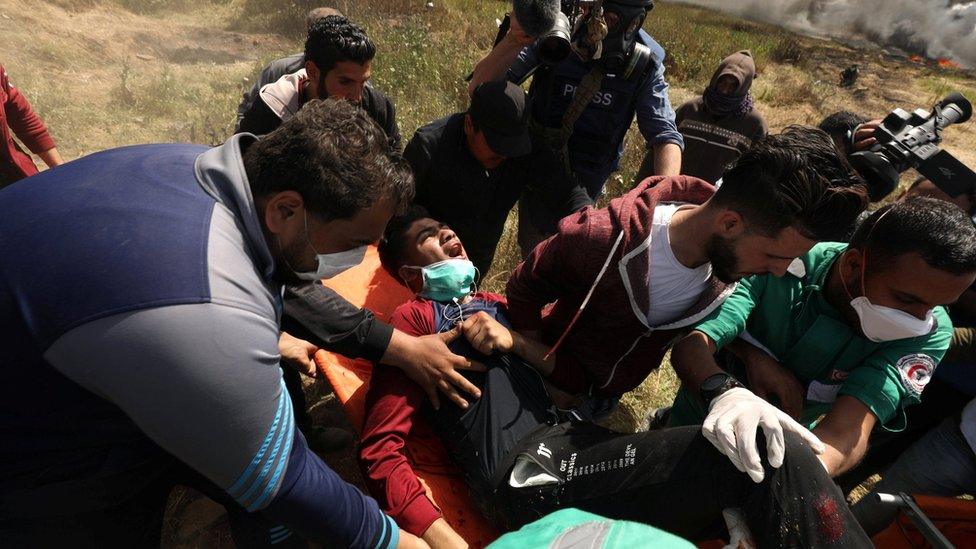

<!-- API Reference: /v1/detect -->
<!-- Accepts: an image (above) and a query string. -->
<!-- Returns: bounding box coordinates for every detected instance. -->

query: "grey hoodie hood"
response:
[260,69,306,123]
[194,133,276,282]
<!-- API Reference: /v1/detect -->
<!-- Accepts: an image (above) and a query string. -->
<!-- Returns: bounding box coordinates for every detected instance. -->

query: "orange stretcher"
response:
[872,495,976,548]
[312,246,499,548]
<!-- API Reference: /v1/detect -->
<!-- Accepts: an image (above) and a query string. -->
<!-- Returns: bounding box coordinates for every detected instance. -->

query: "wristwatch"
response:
[699,372,744,407]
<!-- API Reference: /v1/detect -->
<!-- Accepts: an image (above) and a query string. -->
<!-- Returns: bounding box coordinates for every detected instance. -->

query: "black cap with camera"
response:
[847,93,974,202]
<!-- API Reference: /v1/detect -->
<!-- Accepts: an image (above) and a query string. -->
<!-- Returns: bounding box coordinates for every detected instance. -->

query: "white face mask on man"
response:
[842,250,935,342]
[288,210,368,281]
[849,296,935,342]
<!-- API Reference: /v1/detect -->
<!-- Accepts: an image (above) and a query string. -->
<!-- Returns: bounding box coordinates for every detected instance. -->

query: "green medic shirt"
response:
[669,242,953,431]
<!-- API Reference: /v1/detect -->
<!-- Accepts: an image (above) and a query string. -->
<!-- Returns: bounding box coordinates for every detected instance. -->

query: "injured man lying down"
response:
[359,206,872,548]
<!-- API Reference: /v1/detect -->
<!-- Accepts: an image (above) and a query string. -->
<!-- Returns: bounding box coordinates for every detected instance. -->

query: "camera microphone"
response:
[513,0,572,65]
[937,92,972,126]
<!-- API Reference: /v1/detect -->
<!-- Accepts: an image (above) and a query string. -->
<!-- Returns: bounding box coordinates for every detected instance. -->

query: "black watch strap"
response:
[699,372,744,407]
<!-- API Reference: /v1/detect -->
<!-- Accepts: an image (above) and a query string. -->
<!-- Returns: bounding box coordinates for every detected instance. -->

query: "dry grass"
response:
[7,0,976,544]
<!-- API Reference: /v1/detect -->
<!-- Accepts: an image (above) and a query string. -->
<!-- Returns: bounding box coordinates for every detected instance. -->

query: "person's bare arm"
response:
[812,395,877,476]
[946,326,976,364]
[279,331,319,378]
[468,14,535,95]
[38,147,63,168]
[421,518,467,549]
[651,142,682,176]
[671,330,725,392]
[398,531,432,549]
[676,330,825,483]
[726,338,805,420]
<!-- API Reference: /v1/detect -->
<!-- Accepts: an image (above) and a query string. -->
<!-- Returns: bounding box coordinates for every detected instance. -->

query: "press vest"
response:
[527,31,663,177]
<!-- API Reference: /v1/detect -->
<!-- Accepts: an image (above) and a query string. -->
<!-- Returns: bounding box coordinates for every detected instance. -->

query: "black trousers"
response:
[492,423,873,548]
[426,356,871,548]
[0,458,303,549]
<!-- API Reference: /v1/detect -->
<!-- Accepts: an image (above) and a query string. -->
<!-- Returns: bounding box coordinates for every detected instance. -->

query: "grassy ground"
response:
[6,0,976,544]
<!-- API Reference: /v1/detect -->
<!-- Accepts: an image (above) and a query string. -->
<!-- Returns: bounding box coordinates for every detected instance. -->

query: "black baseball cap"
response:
[468,80,532,158]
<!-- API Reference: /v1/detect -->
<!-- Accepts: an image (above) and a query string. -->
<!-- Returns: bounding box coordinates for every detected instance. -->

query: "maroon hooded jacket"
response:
[0,65,56,187]
[506,176,736,398]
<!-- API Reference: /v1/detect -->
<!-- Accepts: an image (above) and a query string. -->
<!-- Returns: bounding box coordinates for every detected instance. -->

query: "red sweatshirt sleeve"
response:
[505,207,595,331]
[2,67,56,154]
[359,300,440,537]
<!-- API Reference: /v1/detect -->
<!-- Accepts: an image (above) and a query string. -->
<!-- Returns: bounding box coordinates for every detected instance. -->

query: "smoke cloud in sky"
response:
[673,0,976,67]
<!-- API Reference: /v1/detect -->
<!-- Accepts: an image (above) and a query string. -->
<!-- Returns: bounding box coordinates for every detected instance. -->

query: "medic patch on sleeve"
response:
[895,354,936,396]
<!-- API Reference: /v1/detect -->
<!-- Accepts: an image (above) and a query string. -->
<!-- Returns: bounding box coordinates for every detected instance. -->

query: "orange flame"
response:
[909,55,923,62]
[938,58,960,69]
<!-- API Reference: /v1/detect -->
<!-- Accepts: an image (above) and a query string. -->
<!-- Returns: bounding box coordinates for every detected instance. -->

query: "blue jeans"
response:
[852,415,976,535]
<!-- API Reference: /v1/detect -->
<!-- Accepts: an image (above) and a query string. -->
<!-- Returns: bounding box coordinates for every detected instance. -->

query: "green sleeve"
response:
[695,275,767,349]
[838,308,953,431]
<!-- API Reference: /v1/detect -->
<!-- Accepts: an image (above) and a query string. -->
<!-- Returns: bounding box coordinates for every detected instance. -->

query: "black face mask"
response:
[599,3,649,73]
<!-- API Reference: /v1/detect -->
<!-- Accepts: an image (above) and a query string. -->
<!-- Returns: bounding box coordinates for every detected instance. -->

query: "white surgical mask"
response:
[297,245,368,280]
[289,210,368,281]
[849,297,935,342]
[842,250,935,343]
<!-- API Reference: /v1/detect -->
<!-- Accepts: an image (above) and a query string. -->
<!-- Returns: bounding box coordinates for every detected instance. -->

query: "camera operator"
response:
[818,111,896,203]
[470,0,684,256]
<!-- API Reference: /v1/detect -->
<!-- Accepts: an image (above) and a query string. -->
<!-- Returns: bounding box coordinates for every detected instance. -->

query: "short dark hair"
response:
[244,98,414,221]
[305,15,375,75]
[378,205,431,278]
[818,111,867,152]
[713,125,868,241]
[513,0,561,37]
[850,197,976,275]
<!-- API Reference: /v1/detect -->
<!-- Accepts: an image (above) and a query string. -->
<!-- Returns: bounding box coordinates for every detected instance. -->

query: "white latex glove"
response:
[702,387,826,483]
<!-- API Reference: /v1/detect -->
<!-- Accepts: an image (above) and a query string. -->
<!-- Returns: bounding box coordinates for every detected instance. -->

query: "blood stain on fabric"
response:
[814,493,845,543]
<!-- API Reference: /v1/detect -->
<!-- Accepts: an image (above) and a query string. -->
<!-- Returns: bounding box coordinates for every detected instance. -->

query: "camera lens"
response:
[538,35,571,65]
[537,12,572,65]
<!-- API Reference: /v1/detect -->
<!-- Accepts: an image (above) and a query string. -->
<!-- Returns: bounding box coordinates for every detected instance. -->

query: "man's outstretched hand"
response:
[702,388,825,483]
[382,329,486,410]
[278,331,319,378]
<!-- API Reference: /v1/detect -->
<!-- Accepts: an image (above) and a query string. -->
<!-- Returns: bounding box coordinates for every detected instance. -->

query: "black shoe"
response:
[303,425,354,454]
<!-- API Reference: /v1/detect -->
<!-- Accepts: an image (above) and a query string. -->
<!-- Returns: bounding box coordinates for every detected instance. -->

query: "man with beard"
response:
[359,207,873,548]
[234,7,344,132]
[239,15,400,150]
[505,126,867,422]
[667,198,976,485]
[0,100,428,548]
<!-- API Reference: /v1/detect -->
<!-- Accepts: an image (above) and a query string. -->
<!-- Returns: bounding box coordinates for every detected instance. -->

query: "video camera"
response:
[492,1,579,66]
[848,93,975,201]
[500,0,653,67]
